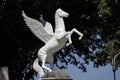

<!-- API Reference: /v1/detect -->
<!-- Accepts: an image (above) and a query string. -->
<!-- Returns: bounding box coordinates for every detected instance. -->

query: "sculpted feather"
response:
[22,11,53,43]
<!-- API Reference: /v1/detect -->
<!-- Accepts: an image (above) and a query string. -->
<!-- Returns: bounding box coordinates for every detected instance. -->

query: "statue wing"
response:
[22,11,53,43]
[44,22,54,35]
[39,14,54,35]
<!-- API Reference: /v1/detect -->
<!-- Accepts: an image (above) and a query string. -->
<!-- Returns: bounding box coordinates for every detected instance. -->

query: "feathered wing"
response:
[44,22,54,35]
[22,11,53,43]
[39,14,54,35]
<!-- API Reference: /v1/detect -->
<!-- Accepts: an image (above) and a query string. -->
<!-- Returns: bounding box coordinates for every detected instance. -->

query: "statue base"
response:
[41,78,72,80]
[41,70,72,80]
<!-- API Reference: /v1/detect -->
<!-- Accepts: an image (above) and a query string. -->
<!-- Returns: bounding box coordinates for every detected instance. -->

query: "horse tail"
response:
[33,58,45,77]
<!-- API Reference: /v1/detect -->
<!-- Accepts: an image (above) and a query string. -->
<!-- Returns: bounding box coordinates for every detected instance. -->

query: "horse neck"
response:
[55,15,66,33]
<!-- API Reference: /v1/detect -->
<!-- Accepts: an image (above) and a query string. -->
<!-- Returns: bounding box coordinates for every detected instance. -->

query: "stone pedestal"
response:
[41,78,72,80]
[41,70,72,80]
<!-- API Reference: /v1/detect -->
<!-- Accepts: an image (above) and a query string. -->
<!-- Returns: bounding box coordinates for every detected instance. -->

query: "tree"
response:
[96,0,120,67]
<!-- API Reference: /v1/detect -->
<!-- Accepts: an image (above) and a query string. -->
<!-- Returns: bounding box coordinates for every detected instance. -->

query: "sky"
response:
[34,60,120,80]
[65,63,120,80]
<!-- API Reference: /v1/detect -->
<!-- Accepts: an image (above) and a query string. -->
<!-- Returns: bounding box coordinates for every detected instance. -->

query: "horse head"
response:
[56,8,69,18]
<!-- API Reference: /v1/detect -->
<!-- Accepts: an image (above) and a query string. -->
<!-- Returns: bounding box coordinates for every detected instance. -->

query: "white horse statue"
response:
[22,8,83,78]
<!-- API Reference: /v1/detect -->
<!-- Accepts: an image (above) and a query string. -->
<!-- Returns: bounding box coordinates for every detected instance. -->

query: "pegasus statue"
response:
[22,8,83,78]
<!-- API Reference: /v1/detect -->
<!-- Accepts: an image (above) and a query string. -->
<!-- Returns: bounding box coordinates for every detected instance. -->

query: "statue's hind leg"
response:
[38,50,52,73]
[33,58,45,77]
[48,55,54,70]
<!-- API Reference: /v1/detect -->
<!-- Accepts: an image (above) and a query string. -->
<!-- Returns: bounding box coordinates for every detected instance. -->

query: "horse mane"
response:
[55,9,59,30]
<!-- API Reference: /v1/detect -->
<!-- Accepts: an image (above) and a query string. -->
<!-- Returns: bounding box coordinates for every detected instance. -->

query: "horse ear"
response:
[57,8,61,12]
[58,8,61,10]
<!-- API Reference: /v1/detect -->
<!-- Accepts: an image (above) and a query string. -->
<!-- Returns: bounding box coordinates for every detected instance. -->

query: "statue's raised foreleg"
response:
[66,31,72,47]
[33,58,45,77]
[70,28,83,40]
[66,28,83,47]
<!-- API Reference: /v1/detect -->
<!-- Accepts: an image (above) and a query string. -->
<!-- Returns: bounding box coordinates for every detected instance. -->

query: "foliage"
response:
[98,0,111,17]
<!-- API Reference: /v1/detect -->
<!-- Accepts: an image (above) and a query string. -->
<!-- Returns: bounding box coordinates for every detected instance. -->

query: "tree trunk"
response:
[0,66,9,80]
